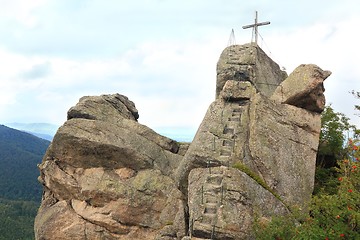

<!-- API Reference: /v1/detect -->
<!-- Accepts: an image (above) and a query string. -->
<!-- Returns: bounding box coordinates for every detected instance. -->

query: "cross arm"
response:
[242,21,270,29]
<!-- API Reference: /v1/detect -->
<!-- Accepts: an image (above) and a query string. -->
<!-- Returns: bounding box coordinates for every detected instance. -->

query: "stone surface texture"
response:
[271,64,331,113]
[35,94,187,240]
[216,43,287,99]
[35,43,330,239]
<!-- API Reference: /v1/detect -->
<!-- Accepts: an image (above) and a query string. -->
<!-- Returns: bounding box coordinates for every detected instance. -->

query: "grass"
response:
[232,162,283,202]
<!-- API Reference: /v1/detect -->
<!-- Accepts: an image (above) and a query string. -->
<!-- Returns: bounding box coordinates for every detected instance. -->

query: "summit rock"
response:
[216,43,288,99]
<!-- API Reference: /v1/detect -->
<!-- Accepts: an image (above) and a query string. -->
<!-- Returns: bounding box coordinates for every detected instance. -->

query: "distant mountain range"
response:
[4,122,196,142]
[4,122,59,141]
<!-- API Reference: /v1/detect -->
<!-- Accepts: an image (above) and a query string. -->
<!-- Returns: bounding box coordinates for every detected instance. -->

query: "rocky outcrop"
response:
[176,43,330,239]
[67,94,139,121]
[35,43,331,239]
[35,94,187,240]
[216,43,287,99]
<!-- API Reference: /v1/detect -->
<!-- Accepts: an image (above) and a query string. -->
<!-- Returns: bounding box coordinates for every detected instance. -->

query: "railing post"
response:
[201,186,204,204]
[221,185,224,205]
[211,224,215,239]
[189,218,193,237]
[221,109,224,123]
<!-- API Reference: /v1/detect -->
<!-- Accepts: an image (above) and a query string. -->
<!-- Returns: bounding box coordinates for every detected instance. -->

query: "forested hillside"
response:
[0,198,39,240]
[0,125,50,239]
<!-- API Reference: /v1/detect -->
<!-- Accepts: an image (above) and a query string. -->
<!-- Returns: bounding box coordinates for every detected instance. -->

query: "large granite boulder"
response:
[35,94,187,240]
[67,93,139,121]
[271,64,331,112]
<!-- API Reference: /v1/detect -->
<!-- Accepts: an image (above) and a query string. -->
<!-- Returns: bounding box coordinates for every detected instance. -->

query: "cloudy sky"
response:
[0,0,359,137]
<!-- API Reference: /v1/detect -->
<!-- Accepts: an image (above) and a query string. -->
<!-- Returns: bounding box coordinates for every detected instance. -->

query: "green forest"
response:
[0,198,39,240]
[0,125,50,240]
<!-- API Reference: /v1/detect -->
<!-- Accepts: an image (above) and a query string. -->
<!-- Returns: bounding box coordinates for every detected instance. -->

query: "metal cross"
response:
[242,11,270,44]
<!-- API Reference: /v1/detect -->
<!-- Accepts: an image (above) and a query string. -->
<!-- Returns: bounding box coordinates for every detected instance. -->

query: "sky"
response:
[0,0,359,137]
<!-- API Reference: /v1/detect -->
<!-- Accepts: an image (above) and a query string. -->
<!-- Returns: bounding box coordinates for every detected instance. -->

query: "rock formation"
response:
[216,43,287,99]
[35,94,188,240]
[35,43,331,239]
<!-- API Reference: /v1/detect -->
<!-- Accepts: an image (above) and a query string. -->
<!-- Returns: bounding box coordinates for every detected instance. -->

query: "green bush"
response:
[313,166,340,195]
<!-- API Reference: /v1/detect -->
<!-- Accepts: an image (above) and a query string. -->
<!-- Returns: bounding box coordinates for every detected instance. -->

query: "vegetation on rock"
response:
[232,161,282,202]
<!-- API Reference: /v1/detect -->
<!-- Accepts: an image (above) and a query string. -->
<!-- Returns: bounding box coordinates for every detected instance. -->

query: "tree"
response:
[317,106,355,168]
[315,106,356,195]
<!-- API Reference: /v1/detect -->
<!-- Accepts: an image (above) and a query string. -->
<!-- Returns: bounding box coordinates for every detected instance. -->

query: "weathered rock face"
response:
[68,94,139,121]
[35,94,187,240]
[187,167,288,239]
[271,64,331,113]
[35,43,330,240]
[216,43,288,99]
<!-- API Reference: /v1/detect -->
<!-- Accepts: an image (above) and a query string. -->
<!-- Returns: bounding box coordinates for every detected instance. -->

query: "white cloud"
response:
[0,0,359,132]
[0,0,46,28]
[0,36,221,127]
